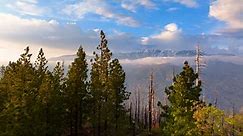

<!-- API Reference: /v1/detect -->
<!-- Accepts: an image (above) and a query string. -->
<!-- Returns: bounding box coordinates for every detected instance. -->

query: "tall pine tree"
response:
[109,59,130,135]
[161,61,202,136]
[34,48,50,135]
[90,30,130,136]
[90,30,112,136]
[65,46,89,136]
[0,47,37,135]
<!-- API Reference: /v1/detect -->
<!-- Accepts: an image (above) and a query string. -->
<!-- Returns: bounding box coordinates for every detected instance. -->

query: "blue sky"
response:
[0,0,242,61]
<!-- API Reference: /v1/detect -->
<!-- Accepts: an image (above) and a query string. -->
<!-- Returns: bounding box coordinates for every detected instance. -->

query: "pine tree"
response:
[90,30,112,136]
[65,46,89,136]
[161,61,202,136]
[47,61,66,136]
[37,68,66,136]
[0,65,6,109]
[33,48,51,135]
[0,65,7,134]
[90,30,130,136]
[52,62,65,86]
[0,47,37,135]
[109,59,130,135]
[34,48,48,80]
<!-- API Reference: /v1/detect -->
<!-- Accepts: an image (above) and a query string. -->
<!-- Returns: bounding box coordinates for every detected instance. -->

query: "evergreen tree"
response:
[34,48,48,81]
[38,72,53,135]
[109,59,130,135]
[0,65,7,134]
[90,30,112,136]
[31,61,66,136]
[161,61,202,136]
[65,46,89,136]
[0,33,132,136]
[90,30,130,136]
[0,47,37,135]
[0,65,5,78]
[45,61,66,136]
[0,65,6,109]
[52,62,65,86]
[34,48,50,135]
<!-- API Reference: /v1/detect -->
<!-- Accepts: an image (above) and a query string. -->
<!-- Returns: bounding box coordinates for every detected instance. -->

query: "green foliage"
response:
[0,47,67,136]
[65,46,89,135]
[0,47,37,135]
[161,61,202,136]
[109,59,130,135]
[0,31,131,136]
[90,30,130,136]
[193,106,225,136]
[225,113,243,136]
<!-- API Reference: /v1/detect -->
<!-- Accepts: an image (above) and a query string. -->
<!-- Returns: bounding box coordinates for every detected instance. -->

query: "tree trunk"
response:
[46,103,49,136]
[80,100,83,135]
[70,108,73,136]
[74,104,78,136]
[98,104,101,136]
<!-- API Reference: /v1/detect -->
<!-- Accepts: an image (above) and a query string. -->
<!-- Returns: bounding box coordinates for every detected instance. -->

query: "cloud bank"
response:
[63,0,139,27]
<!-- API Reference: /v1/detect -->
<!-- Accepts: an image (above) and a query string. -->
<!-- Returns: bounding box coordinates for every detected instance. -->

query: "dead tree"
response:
[195,44,206,101]
[148,72,155,132]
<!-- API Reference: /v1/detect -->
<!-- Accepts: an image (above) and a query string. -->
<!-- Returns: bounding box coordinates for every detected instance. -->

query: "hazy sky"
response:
[0,0,242,61]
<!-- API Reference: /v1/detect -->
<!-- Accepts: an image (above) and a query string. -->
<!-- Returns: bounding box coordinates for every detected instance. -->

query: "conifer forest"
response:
[0,30,243,136]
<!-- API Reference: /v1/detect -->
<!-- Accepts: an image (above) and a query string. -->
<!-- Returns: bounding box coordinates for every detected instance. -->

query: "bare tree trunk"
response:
[144,107,147,129]
[141,104,144,127]
[129,102,132,126]
[148,73,153,133]
[138,90,140,124]
[135,91,137,125]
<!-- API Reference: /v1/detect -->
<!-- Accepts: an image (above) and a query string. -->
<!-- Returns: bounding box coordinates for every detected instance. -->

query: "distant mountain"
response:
[113,49,176,59]
[113,49,208,59]
[49,49,227,61]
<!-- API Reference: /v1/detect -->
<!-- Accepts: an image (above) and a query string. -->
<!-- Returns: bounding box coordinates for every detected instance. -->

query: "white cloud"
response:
[120,56,243,66]
[141,23,182,45]
[139,0,156,8]
[152,23,181,40]
[209,0,243,29]
[0,13,142,61]
[139,23,243,54]
[20,0,38,4]
[121,0,156,12]
[209,0,243,47]
[66,22,76,25]
[163,0,198,8]
[93,28,100,33]
[121,1,137,12]
[0,13,98,60]
[120,57,170,65]
[167,7,179,12]
[63,0,139,27]
[6,0,46,16]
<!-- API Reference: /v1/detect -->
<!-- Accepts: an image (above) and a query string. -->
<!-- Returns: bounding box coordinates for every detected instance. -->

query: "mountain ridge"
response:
[48,49,235,61]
